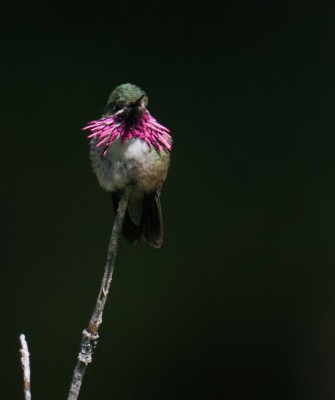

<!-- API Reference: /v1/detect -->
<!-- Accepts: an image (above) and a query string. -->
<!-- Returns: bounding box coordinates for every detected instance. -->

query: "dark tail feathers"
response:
[112,190,163,248]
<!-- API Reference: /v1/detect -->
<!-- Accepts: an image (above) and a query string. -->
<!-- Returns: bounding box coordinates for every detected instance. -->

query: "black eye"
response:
[103,103,121,115]
[112,104,121,112]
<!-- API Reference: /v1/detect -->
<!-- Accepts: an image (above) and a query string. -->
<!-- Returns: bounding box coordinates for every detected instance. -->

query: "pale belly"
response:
[90,137,170,192]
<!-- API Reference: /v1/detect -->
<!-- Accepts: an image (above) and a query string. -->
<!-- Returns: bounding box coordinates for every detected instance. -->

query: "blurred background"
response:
[1,1,335,399]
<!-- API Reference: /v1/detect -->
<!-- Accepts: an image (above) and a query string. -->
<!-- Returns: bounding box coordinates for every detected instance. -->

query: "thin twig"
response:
[19,334,32,400]
[67,190,129,400]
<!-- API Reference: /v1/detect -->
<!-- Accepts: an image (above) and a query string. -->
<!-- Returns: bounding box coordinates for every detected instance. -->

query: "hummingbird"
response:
[83,83,172,248]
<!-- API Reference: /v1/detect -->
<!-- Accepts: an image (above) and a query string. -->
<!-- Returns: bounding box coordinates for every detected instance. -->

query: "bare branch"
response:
[19,334,32,400]
[67,190,129,400]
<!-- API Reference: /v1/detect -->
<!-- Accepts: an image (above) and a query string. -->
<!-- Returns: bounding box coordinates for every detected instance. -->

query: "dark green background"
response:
[1,2,335,399]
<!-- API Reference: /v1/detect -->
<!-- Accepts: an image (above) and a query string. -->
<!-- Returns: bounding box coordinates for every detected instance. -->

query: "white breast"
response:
[90,137,152,192]
[117,138,151,162]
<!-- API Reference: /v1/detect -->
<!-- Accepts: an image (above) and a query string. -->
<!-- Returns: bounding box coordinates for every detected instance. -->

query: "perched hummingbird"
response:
[83,83,172,248]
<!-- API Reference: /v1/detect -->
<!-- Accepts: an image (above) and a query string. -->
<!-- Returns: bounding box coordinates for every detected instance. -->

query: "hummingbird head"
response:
[103,83,148,119]
[83,83,172,156]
